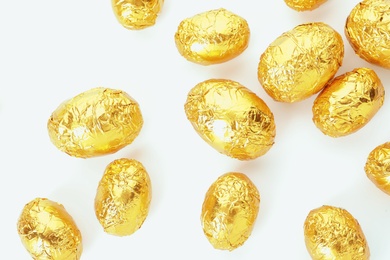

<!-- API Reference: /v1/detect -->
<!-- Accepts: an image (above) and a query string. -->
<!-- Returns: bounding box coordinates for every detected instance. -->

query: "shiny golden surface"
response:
[112,0,164,30]
[95,158,152,236]
[17,198,82,260]
[48,87,143,158]
[258,22,344,103]
[304,205,369,260]
[201,172,260,251]
[365,142,390,195]
[174,8,250,65]
[345,0,390,69]
[313,68,384,137]
[284,0,327,11]
[184,79,276,160]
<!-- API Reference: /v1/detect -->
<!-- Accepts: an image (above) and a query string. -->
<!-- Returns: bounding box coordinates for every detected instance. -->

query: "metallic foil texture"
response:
[48,87,143,158]
[95,158,152,236]
[304,205,369,260]
[365,142,390,195]
[17,198,83,260]
[258,22,344,103]
[312,68,384,137]
[184,79,276,160]
[201,172,260,251]
[284,0,327,11]
[345,0,390,69]
[174,8,250,65]
[112,0,164,30]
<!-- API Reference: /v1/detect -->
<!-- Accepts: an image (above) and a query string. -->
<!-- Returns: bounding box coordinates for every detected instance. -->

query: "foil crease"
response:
[258,22,344,103]
[112,0,164,30]
[174,8,250,65]
[304,205,369,260]
[94,158,152,236]
[17,198,83,260]
[201,172,260,251]
[312,68,384,137]
[184,79,276,160]
[284,0,327,11]
[365,142,390,195]
[345,0,390,69]
[47,87,143,158]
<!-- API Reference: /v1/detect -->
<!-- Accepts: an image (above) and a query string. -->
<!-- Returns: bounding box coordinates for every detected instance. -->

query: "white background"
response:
[2,0,390,259]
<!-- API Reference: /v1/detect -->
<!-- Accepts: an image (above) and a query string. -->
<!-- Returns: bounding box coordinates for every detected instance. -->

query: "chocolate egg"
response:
[112,0,164,30]
[312,68,384,137]
[95,158,152,236]
[184,79,276,160]
[48,87,143,158]
[284,0,327,11]
[258,22,344,102]
[17,198,83,259]
[174,8,250,65]
[345,0,390,68]
[201,172,260,250]
[365,142,390,195]
[304,205,369,259]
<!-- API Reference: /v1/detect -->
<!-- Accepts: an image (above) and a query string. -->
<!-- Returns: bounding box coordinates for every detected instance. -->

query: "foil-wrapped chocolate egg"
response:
[184,79,276,160]
[312,68,384,137]
[201,172,260,251]
[284,0,327,11]
[365,142,390,195]
[304,205,370,260]
[48,87,143,158]
[112,0,164,30]
[95,158,152,236]
[17,198,83,259]
[174,8,250,65]
[258,22,344,102]
[345,0,390,68]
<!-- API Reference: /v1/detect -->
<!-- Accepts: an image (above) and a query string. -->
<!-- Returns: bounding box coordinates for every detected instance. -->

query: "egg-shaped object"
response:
[184,79,276,160]
[48,87,143,158]
[345,0,390,68]
[95,158,152,236]
[312,68,384,137]
[174,8,250,65]
[258,22,344,102]
[201,172,260,250]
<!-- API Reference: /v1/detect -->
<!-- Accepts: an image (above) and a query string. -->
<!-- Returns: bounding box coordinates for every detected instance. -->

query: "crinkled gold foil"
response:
[304,205,369,260]
[284,0,327,11]
[17,198,83,260]
[345,0,390,69]
[258,22,344,103]
[184,79,276,160]
[47,87,143,158]
[174,8,250,65]
[365,142,390,195]
[312,68,384,137]
[201,172,260,251]
[112,0,164,30]
[95,158,152,236]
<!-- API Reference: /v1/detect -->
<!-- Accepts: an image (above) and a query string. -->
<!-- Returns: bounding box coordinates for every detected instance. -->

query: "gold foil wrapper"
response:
[201,172,260,251]
[174,8,250,65]
[184,79,276,160]
[365,142,390,195]
[17,198,83,260]
[284,0,327,11]
[345,0,390,69]
[48,87,143,158]
[258,22,344,103]
[312,68,384,137]
[112,0,164,30]
[95,158,152,236]
[304,205,369,260]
